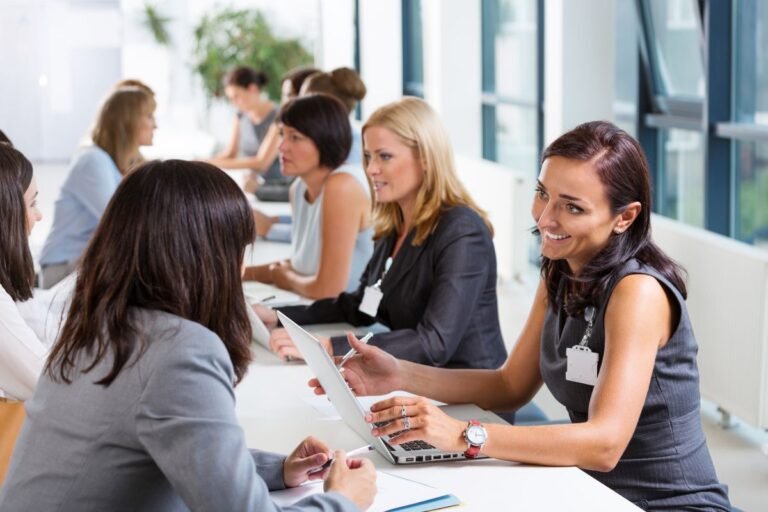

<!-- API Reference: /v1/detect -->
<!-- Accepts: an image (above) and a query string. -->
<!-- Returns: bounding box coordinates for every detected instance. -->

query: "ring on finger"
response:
[402,416,411,431]
[400,404,407,418]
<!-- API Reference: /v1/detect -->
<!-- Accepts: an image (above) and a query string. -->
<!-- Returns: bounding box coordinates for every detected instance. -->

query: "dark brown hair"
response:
[0,143,35,301]
[278,94,352,169]
[302,67,366,113]
[282,66,320,98]
[46,160,256,386]
[539,121,686,314]
[224,66,269,89]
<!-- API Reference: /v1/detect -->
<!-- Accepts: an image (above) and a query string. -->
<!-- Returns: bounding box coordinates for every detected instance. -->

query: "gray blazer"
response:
[0,310,357,512]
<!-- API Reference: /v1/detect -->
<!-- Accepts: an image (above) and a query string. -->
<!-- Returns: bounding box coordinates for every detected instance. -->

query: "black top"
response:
[540,258,730,511]
[279,206,508,369]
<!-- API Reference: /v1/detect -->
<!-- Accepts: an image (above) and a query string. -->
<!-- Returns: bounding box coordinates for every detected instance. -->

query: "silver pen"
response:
[336,332,374,369]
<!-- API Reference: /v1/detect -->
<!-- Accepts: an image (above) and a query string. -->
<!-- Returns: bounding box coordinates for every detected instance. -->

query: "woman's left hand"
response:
[269,328,332,361]
[269,261,293,290]
[364,396,467,453]
[283,436,333,487]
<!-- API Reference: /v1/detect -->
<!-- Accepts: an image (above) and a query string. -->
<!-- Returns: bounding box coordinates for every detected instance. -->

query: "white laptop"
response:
[277,311,509,465]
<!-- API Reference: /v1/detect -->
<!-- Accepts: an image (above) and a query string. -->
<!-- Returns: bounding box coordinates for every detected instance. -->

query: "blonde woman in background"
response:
[257,98,508,370]
[39,86,156,288]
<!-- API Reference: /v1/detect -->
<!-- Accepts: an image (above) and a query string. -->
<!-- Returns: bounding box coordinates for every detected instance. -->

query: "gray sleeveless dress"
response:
[540,258,730,511]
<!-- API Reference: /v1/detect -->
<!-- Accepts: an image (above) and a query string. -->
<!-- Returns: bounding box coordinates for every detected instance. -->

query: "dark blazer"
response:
[280,206,508,369]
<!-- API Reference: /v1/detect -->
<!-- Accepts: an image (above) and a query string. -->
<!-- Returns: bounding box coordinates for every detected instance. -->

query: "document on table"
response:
[269,471,459,512]
[243,281,306,308]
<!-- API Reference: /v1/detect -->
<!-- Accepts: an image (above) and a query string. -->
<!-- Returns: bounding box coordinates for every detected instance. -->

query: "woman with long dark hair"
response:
[0,142,46,484]
[315,121,731,510]
[0,160,375,511]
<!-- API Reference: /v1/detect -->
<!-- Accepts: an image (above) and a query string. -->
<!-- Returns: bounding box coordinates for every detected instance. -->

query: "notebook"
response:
[278,311,508,465]
[269,471,460,512]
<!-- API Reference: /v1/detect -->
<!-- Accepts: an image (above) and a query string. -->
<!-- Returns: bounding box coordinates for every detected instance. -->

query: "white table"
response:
[235,346,640,511]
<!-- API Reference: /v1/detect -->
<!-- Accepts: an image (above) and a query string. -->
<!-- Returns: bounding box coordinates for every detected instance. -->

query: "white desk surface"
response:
[236,345,640,511]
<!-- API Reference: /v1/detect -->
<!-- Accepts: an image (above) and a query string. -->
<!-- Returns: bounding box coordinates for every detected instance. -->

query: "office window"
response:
[613,1,639,136]
[658,128,705,227]
[402,0,424,98]
[734,141,768,247]
[644,0,704,100]
[733,1,768,125]
[481,0,542,174]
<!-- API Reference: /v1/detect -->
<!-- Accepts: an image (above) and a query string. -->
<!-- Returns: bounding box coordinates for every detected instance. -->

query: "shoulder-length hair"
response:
[363,97,492,245]
[540,121,687,315]
[278,94,352,169]
[46,160,256,386]
[91,86,156,174]
[0,143,35,301]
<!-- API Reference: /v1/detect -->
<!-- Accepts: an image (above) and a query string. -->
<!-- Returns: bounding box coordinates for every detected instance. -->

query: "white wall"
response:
[316,0,356,70]
[357,0,403,119]
[0,0,122,161]
[421,0,483,158]
[543,0,616,145]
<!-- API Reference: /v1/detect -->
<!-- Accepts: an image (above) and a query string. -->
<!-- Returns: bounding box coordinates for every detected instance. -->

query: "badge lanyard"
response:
[565,305,599,386]
[359,257,393,317]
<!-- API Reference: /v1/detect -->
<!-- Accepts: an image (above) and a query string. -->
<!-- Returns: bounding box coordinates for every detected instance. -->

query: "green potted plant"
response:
[192,8,313,102]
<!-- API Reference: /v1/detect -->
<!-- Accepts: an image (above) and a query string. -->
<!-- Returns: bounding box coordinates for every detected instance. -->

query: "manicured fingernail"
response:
[364,414,373,422]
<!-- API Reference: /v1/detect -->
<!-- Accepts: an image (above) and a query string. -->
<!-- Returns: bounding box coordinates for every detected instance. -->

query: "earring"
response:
[613,228,623,234]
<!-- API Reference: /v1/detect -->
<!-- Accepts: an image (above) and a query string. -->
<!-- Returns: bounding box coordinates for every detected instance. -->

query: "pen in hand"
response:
[311,445,374,474]
[336,332,374,369]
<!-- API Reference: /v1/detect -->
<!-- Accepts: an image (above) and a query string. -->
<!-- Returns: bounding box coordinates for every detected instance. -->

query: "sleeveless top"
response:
[237,108,283,183]
[290,166,373,292]
[540,259,730,511]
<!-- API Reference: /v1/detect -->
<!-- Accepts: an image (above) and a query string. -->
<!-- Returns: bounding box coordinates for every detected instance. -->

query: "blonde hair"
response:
[91,87,156,174]
[302,68,366,113]
[363,97,493,245]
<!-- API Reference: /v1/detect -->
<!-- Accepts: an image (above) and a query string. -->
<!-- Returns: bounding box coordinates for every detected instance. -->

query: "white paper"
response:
[269,471,450,512]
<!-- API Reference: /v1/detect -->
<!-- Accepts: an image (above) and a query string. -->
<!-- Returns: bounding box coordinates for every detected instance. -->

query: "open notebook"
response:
[269,471,460,512]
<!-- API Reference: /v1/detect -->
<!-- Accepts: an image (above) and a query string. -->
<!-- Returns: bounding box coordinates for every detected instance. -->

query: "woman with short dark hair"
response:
[244,94,373,300]
[0,160,376,511]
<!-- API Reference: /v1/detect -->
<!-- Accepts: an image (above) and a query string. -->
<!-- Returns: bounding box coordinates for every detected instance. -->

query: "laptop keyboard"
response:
[400,440,435,451]
[375,421,436,450]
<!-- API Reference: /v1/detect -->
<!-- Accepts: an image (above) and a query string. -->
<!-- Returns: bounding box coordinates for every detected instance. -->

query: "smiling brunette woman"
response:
[256,97,507,371]
[319,121,731,511]
[0,160,376,512]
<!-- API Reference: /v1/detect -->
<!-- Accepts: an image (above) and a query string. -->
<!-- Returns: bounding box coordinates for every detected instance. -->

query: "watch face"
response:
[466,425,487,445]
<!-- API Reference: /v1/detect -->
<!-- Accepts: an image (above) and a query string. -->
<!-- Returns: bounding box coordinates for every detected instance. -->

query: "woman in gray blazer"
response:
[257,98,508,370]
[0,160,376,512]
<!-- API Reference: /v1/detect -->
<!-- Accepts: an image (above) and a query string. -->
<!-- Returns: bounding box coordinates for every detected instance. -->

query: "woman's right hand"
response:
[252,303,278,329]
[323,450,377,511]
[309,333,403,396]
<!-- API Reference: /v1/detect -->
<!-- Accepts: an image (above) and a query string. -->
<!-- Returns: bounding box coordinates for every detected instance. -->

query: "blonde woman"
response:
[39,86,156,288]
[257,98,507,369]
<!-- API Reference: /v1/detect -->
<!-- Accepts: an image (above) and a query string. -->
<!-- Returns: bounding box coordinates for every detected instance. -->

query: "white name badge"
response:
[565,346,599,386]
[359,286,383,317]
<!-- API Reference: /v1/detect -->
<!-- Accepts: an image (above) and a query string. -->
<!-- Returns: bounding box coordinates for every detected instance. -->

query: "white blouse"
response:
[0,285,50,401]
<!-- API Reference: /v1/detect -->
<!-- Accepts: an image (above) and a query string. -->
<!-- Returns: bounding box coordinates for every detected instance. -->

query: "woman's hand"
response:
[269,261,293,290]
[365,396,467,453]
[283,436,333,487]
[324,450,377,511]
[269,328,332,361]
[252,304,278,329]
[310,333,402,396]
